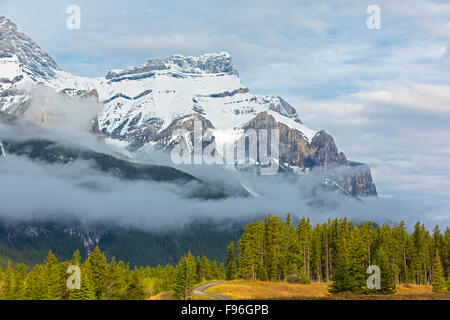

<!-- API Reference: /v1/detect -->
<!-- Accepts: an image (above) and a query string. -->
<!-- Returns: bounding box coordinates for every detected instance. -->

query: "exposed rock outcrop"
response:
[243,112,377,196]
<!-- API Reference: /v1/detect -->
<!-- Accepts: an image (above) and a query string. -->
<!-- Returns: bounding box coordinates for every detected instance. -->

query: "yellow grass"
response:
[148,291,216,300]
[395,284,432,295]
[148,291,175,300]
[203,280,450,300]
[204,280,330,300]
[192,294,217,300]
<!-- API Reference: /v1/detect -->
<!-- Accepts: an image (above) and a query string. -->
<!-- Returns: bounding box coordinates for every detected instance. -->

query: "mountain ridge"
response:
[0,17,377,197]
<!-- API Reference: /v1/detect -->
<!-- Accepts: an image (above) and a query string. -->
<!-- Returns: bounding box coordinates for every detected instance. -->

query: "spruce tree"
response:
[87,246,109,299]
[76,274,96,300]
[126,271,146,300]
[24,265,46,300]
[373,247,396,294]
[218,263,226,280]
[173,257,187,299]
[173,252,197,300]
[256,260,268,281]
[2,260,14,300]
[210,260,219,280]
[347,227,368,294]
[43,250,62,300]
[329,237,350,294]
[432,251,446,292]
[225,242,238,280]
[13,263,27,300]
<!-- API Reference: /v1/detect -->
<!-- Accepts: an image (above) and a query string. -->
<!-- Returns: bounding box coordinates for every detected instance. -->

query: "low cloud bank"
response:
[0,154,446,232]
[0,85,447,231]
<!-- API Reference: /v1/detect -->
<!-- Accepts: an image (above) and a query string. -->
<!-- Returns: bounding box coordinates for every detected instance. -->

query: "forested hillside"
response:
[0,214,448,300]
[0,220,244,268]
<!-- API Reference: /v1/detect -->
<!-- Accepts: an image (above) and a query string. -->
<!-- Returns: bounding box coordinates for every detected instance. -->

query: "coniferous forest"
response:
[0,214,449,300]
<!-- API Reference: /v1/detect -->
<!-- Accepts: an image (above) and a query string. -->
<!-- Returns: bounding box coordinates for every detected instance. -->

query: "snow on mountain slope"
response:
[95,52,310,145]
[0,16,312,147]
[0,16,100,113]
[0,16,378,196]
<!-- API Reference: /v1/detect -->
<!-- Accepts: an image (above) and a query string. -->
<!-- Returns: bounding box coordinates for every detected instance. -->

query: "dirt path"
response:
[193,281,230,300]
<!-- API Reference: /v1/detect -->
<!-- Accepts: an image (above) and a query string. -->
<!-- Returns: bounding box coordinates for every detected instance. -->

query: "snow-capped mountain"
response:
[0,16,377,196]
[96,52,313,145]
[0,16,98,113]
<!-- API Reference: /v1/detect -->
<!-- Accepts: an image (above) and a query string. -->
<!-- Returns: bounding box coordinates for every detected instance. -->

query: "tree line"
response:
[0,246,226,300]
[0,214,448,299]
[224,214,449,294]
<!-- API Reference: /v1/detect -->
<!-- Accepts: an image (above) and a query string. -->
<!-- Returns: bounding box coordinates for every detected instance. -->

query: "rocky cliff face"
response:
[243,112,377,196]
[0,16,60,81]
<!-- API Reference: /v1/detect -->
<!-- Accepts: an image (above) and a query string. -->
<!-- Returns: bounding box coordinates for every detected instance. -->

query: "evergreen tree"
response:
[210,260,219,280]
[373,247,396,294]
[347,227,367,294]
[24,265,46,300]
[282,214,302,279]
[43,251,63,300]
[126,270,146,300]
[71,273,96,300]
[2,260,14,300]
[225,242,238,280]
[173,252,197,300]
[218,263,226,280]
[87,246,109,299]
[264,215,283,281]
[13,263,27,299]
[256,260,268,281]
[297,217,312,279]
[329,237,351,294]
[432,252,446,293]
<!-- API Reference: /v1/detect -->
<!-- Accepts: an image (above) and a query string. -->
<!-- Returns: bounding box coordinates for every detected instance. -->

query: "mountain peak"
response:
[0,16,60,81]
[106,51,238,80]
[0,16,17,30]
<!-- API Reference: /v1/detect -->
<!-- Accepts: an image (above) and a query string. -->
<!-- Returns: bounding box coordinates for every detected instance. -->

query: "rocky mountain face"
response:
[242,112,377,196]
[0,17,377,197]
[0,17,60,81]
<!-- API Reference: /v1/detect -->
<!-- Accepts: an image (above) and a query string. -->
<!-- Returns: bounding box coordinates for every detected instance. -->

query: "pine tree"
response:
[210,260,219,280]
[225,242,238,280]
[2,260,15,300]
[282,214,302,280]
[256,260,268,281]
[126,270,146,300]
[196,256,211,282]
[173,257,187,299]
[218,263,226,280]
[264,215,283,281]
[87,246,109,299]
[432,251,446,292]
[43,250,63,300]
[13,263,27,300]
[373,247,396,294]
[74,274,96,300]
[346,227,367,294]
[297,217,312,280]
[238,222,263,280]
[329,237,350,294]
[173,252,197,300]
[24,265,46,300]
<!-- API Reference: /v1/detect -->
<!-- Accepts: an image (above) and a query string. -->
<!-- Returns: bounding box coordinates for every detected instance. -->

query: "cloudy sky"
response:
[1,0,450,225]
